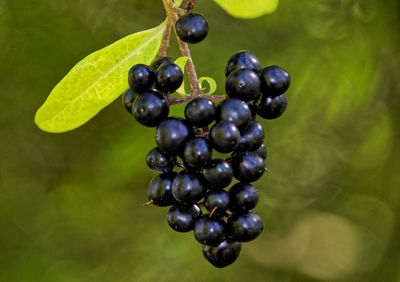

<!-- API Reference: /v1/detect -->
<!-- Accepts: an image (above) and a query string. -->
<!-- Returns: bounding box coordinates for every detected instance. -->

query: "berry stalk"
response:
[160,0,226,104]
[162,0,201,96]
[158,20,173,57]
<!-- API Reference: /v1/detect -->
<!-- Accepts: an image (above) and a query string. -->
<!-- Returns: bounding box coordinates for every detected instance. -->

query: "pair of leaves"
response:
[35,0,278,133]
[174,56,217,96]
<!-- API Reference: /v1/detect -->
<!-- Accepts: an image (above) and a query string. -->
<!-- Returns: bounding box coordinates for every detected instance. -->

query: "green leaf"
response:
[35,21,167,133]
[213,0,279,19]
[174,56,191,96]
[198,77,217,95]
[173,0,184,8]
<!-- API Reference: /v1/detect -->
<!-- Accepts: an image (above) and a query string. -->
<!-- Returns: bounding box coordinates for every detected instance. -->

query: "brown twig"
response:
[184,0,196,11]
[162,0,203,97]
[209,207,217,217]
[158,20,173,57]
[154,88,226,106]
[143,200,153,206]
[194,131,210,138]
[159,0,228,105]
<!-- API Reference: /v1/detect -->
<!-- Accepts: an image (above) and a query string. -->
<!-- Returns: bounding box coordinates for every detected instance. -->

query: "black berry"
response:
[236,121,265,152]
[232,151,265,182]
[255,94,288,119]
[204,190,231,213]
[184,98,216,127]
[216,98,252,129]
[254,144,267,159]
[156,117,191,155]
[210,122,241,153]
[147,172,177,207]
[260,66,290,97]
[167,204,201,232]
[175,13,209,44]
[146,147,176,173]
[202,240,242,268]
[172,170,205,205]
[133,91,169,127]
[225,69,261,102]
[229,183,259,212]
[183,137,212,168]
[225,51,262,77]
[156,62,184,93]
[227,211,263,242]
[203,159,233,189]
[122,89,136,114]
[128,64,156,93]
[150,57,175,72]
[194,215,225,246]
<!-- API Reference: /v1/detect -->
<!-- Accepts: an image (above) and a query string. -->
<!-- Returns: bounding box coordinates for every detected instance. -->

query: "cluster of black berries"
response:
[122,9,290,268]
[225,51,289,119]
[122,49,289,268]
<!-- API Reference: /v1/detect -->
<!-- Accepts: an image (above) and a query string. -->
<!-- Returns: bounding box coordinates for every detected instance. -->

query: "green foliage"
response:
[198,77,217,95]
[173,56,191,96]
[34,0,280,134]
[174,58,218,96]
[213,0,279,18]
[34,21,166,133]
[3,0,397,280]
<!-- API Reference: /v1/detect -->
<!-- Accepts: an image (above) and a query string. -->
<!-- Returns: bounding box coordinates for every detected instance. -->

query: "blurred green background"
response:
[1,0,399,281]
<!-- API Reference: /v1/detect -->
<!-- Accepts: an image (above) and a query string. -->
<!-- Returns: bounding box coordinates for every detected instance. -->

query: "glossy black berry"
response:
[216,98,252,129]
[133,91,169,127]
[232,151,265,182]
[150,57,175,72]
[156,117,191,154]
[128,64,156,93]
[172,170,204,205]
[229,183,259,212]
[156,62,184,93]
[225,69,261,102]
[122,89,136,114]
[202,240,242,268]
[147,172,177,207]
[175,13,209,44]
[167,204,201,232]
[236,121,265,152]
[260,66,290,97]
[203,159,233,189]
[210,122,241,153]
[225,51,262,77]
[183,137,212,168]
[146,147,176,173]
[184,98,216,127]
[254,144,267,160]
[227,211,263,242]
[255,94,288,119]
[204,190,231,213]
[194,215,225,246]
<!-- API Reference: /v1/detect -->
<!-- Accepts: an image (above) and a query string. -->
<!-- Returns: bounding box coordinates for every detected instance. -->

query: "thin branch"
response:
[175,30,202,96]
[160,92,227,106]
[162,0,202,97]
[160,0,228,105]
[158,20,173,57]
